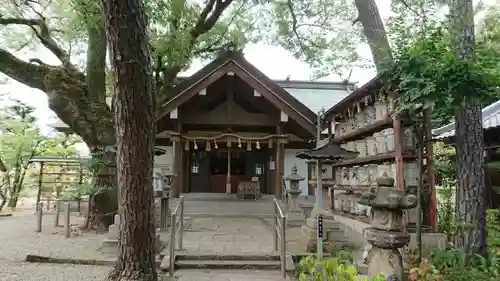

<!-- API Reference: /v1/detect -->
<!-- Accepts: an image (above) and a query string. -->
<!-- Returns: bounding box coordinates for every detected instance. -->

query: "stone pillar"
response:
[284,165,305,227]
[358,175,417,280]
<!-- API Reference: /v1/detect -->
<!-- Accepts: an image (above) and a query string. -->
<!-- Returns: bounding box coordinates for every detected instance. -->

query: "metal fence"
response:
[168,196,185,277]
[273,198,286,278]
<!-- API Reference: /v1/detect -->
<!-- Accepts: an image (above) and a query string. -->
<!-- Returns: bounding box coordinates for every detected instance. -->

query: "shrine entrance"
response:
[188,147,269,194]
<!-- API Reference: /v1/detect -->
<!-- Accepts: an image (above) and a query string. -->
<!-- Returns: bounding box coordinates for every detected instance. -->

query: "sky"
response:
[0,0,496,155]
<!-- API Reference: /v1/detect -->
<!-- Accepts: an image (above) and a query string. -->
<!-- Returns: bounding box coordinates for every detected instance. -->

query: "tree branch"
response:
[286,0,309,54]
[0,16,73,68]
[0,48,51,90]
[192,0,234,39]
[161,0,234,96]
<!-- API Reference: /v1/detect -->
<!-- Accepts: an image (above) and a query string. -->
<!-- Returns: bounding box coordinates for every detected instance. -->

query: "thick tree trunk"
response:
[455,102,486,253]
[82,21,118,231]
[354,0,393,70]
[0,3,117,228]
[84,148,118,232]
[449,0,486,254]
[102,0,156,280]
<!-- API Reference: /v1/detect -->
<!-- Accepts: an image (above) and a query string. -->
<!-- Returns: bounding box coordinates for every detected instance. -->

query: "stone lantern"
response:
[158,171,175,231]
[358,174,417,280]
[284,164,305,226]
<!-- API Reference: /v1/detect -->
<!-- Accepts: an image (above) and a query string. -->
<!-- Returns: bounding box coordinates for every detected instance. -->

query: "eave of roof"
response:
[157,50,318,135]
[321,73,384,122]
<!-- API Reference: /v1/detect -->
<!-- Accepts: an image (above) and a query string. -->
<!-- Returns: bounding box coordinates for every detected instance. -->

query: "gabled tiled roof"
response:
[156,49,319,135]
[433,99,500,139]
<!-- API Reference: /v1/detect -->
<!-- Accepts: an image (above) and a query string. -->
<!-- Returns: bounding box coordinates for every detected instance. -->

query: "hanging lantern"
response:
[206,140,211,151]
[268,139,273,149]
[227,136,232,147]
[184,140,189,151]
[356,102,361,113]
[237,138,242,148]
[247,140,252,151]
[364,95,369,106]
[214,140,218,150]
[193,140,198,150]
[256,140,261,150]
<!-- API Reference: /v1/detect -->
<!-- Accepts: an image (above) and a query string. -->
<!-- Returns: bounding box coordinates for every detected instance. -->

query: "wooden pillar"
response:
[172,138,183,198]
[35,161,44,211]
[393,117,405,190]
[424,109,438,232]
[327,121,333,139]
[275,124,285,199]
[226,148,232,194]
[267,152,275,195]
[182,144,189,193]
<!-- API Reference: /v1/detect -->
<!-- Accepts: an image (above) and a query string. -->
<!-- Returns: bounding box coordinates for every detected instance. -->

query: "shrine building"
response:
[54,49,354,197]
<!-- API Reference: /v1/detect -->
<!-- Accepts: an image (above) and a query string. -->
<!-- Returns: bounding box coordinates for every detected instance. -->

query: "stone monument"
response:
[284,165,305,227]
[358,174,417,280]
[101,213,164,255]
[101,214,120,254]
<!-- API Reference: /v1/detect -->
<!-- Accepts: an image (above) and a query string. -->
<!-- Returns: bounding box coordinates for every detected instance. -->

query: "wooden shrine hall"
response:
[155,49,319,198]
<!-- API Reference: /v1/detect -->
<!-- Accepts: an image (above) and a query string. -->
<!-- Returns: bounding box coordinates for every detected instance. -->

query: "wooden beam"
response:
[155,138,173,146]
[393,117,405,191]
[171,122,183,198]
[227,73,235,121]
[275,123,285,199]
[183,123,277,133]
[424,109,438,232]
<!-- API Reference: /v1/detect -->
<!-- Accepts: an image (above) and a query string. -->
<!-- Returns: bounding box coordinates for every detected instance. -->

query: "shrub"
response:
[296,255,385,281]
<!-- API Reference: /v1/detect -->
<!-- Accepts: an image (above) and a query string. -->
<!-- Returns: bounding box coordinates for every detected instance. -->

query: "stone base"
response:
[101,239,119,255]
[286,210,305,227]
[100,234,163,255]
[298,207,347,252]
[299,202,314,219]
[367,247,403,279]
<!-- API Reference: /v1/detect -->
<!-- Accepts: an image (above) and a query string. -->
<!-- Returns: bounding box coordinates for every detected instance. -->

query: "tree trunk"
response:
[84,148,118,232]
[0,191,7,211]
[449,0,486,253]
[455,102,486,253]
[80,19,118,231]
[102,0,156,279]
[7,196,18,208]
[354,0,393,70]
[7,187,20,208]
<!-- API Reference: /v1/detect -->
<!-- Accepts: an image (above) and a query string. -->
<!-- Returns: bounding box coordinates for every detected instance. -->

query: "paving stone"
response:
[169,269,292,281]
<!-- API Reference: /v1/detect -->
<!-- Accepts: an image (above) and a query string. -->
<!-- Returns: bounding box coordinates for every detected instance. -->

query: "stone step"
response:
[176,254,280,261]
[175,259,282,270]
[159,254,295,272]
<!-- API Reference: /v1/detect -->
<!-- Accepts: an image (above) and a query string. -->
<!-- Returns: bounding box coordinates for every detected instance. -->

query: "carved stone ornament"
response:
[357,174,417,279]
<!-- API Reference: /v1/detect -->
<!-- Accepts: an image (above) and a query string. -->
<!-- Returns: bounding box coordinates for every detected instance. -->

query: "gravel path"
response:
[0,211,113,261]
[0,209,112,281]
[0,261,109,281]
